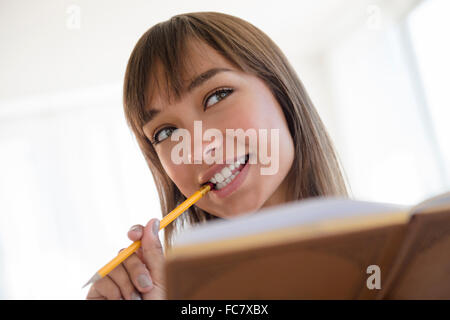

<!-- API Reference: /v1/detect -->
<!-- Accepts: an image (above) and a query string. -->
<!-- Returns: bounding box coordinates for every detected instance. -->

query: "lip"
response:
[211,157,250,198]
[198,154,248,186]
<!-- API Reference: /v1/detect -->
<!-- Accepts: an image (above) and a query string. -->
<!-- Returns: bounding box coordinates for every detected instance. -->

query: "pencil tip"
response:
[82,273,101,289]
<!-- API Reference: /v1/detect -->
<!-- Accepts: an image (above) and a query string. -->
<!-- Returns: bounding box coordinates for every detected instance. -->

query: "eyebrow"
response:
[142,67,232,125]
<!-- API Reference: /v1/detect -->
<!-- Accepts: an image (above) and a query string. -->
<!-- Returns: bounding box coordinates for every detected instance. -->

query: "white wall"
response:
[0,85,160,298]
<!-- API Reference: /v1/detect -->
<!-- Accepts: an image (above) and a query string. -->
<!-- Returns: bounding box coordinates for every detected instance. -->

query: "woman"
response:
[86,11,349,300]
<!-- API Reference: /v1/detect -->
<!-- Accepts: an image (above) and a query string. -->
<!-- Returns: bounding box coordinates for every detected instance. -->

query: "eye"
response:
[152,126,177,145]
[204,88,234,109]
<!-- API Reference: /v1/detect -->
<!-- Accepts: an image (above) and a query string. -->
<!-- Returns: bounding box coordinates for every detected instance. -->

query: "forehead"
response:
[146,40,237,110]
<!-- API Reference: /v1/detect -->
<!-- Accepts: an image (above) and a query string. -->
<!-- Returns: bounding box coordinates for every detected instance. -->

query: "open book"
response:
[165,192,450,299]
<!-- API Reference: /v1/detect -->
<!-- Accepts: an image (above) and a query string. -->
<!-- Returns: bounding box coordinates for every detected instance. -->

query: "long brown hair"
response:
[123,11,350,250]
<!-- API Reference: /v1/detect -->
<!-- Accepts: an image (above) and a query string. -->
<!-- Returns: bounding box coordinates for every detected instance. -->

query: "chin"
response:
[211,197,266,219]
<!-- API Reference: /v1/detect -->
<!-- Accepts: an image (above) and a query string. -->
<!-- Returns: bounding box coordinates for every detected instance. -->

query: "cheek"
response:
[157,149,192,191]
[231,85,286,130]
[227,89,294,159]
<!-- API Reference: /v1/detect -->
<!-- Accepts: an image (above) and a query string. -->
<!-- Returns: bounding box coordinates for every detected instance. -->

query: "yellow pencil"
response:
[82,182,213,289]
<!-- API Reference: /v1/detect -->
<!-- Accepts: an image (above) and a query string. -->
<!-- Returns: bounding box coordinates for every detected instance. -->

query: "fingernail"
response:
[137,274,152,288]
[131,292,142,300]
[129,225,142,232]
[153,220,160,236]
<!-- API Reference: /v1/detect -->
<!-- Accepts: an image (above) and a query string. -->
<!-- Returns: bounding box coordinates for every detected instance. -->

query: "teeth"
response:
[208,154,249,189]
[214,172,225,183]
[216,182,226,189]
[214,169,242,190]
[221,167,232,179]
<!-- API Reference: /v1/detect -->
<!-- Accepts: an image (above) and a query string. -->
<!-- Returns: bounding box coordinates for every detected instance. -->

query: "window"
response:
[321,0,450,205]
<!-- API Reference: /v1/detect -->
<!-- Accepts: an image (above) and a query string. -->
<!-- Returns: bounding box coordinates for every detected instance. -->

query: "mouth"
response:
[202,153,250,191]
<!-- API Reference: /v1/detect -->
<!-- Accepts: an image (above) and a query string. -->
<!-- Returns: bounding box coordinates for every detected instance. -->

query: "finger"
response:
[108,262,142,300]
[141,218,165,288]
[136,247,144,262]
[123,252,154,294]
[86,286,106,300]
[127,224,144,242]
[88,275,123,300]
[127,226,145,262]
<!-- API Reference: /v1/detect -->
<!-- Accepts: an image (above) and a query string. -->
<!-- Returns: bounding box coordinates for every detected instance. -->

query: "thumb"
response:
[141,218,165,288]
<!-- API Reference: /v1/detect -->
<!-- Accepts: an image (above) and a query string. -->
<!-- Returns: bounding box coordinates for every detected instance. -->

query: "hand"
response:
[86,218,166,300]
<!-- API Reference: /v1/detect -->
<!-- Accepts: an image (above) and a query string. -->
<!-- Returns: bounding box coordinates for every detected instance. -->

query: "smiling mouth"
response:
[206,154,250,190]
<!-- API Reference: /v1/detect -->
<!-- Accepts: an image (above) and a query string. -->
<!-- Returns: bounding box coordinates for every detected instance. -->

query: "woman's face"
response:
[142,40,295,218]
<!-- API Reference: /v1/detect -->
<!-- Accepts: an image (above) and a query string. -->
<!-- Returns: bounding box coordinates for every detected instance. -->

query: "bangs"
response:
[123,16,204,136]
[123,13,253,139]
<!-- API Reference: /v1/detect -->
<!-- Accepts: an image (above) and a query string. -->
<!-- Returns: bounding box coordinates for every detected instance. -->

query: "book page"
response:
[173,197,407,247]
[410,191,450,214]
